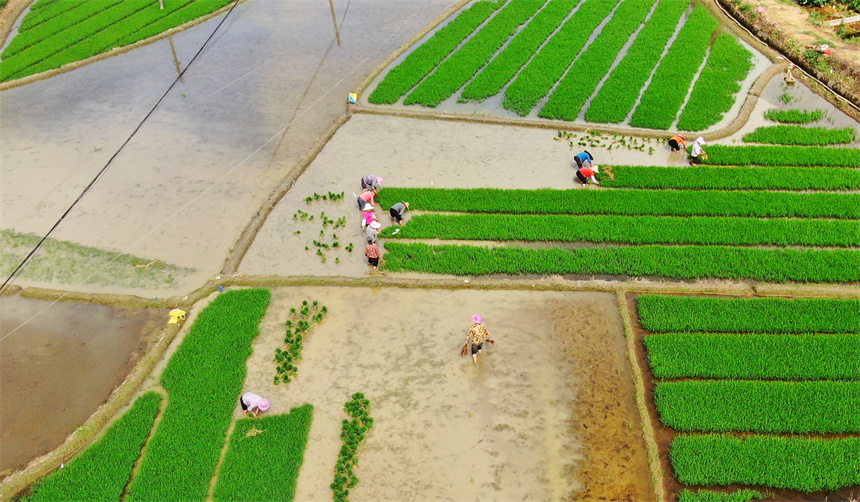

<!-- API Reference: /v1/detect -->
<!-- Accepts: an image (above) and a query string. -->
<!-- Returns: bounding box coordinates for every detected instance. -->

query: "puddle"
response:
[0,296,162,474]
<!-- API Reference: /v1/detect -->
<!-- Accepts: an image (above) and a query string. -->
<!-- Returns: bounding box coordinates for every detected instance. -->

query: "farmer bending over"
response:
[357,189,376,210]
[576,165,599,185]
[668,134,686,152]
[240,392,270,418]
[389,201,410,226]
[690,137,707,164]
[573,150,594,169]
[360,175,384,191]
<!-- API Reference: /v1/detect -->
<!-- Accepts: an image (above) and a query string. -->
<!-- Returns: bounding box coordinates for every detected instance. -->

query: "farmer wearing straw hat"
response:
[389,201,410,226]
[574,150,594,169]
[240,392,270,418]
[461,314,495,364]
[576,165,599,185]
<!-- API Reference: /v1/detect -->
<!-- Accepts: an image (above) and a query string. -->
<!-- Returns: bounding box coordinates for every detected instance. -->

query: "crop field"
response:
[636,295,860,495]
[763,108,824,123]
[696,144,860,167]
[0,0,233,82]
[741,125,857,145]
[369,0,754,130]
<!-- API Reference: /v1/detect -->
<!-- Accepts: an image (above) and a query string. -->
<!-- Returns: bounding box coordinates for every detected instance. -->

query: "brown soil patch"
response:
[0,0,31,48]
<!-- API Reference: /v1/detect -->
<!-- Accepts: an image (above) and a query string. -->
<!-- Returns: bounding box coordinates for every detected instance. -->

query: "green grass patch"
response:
[764,108,824,123]
[377,187,859,219]
[655,380,860,434]
[597,164,860,191]
[126,289,271,501]
[382,242,860,283]
[23,392,162,502]
[382,213,860,247]
[670,434,860,491]
[678,489,764,502]
[696,144,860,167]
[644,333,860,380]
[637,295,860,333]
[213,404,313,502]
[742,125,857,145]
[332,393,374,502]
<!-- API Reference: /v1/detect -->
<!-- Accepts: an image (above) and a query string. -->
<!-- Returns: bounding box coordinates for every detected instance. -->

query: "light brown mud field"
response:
[239,286,651,501]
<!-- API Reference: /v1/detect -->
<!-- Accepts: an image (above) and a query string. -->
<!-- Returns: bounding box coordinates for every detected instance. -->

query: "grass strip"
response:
[676,32,754,131]
[19,0,78,32]
[503,0,618,116]
[637,295,860,333]
[382,242,860,283]
[584,0,688,123]
[539,0,658,121]
[113,0,230,47]
[126,289,271,502]
[212,404,313,502]
[597,164,860,191]
[368,1,501,104]
[670,434,860,491]
[742,125,857,145]
[22,392,162,502]
[378,187,860,219]
[629,6,719,129]
[332,393,374,502]
[460,0,579,102]
[644,333,860,380]
[382,213,860,247]
[404,0,544,107]
[696,144,860,167]
[655,380,860,434]
[764,108,824,123]
[678,489,763,502]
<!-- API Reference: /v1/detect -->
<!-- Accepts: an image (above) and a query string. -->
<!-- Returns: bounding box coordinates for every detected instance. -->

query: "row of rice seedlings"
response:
[763,108,824,123]
[381,242,860,283]
[742,125,857,145]
[274,300,328,385]
[331,393,374,502]
[677,489,764,502]
[696,144,860,167]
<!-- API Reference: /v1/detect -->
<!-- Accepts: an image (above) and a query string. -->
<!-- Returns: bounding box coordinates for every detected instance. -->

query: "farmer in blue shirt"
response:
[574,151,594,170]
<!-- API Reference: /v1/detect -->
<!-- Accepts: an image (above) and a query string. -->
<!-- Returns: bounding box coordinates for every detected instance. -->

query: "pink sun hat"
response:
[472,314,483,324]
[377,177,384,187]
[258,399,270,412]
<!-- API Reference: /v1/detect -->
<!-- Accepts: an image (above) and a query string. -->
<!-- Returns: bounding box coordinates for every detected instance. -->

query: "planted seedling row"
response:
[331,393,374,502]
[696,144,860,167]
[274,300,328,385]
[742,125,857,146]
[763,108,824,123]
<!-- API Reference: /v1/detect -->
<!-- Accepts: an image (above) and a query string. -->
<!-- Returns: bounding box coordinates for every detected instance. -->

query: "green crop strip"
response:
[460,0,578,102]
[275,300,328,385]
[20,0,81,32]
[742,125,857,145]
[629,6,719,130]
[655,380,860,434]
[368,1,501,104]
[696,144,860,167]
[597,164,860,191]
[670,435,860,491]
[213,404,313,502]
[378,187,860,219]
[584,0,688,124]
[382,242,860,283]
[332,393,374,502]
[677,33,753,131]
[127,289,271,501]
[503,0,618,116]
[764,108,824,123]
[382,213,860,248]
[404,0,544,107]
[112,1,231,47]
[540,0,657,121]
[23,392,162,502]
[644,333,860,380]
[637,295,860,333]
[678,489,764,502]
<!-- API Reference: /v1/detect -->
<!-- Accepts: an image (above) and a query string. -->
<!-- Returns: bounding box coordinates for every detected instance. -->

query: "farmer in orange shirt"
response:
[668,134,686,152]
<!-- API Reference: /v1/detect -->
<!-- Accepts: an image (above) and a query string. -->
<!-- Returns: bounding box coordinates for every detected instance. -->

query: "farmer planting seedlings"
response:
[576,165,599,186]
[366,220,382,243]
[357,189,376,211]
[573,150,594,169]
[690,137,707,164]
[240,392,270,418]
[361,207,376,230]
[462,314,495,364]
[668,135,686,152]
[365,241,381,270]
[360,175,384,191]
[389,201,410,226]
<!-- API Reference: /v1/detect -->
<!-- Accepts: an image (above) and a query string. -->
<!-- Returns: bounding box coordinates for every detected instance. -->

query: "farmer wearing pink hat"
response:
[462,314,495,364]
[240,392,270,418]
[360,175,384,191]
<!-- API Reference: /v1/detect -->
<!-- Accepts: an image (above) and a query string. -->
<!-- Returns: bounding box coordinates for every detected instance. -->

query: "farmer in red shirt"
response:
[576,165,599,185]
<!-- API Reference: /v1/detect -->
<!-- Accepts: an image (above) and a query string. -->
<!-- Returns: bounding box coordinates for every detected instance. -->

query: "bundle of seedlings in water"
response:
[274,300,328,385]
[331,393,374,502]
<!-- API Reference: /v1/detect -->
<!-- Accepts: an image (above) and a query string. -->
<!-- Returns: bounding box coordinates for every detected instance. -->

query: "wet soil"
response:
[0,296,162,475]
[238,286,651,501]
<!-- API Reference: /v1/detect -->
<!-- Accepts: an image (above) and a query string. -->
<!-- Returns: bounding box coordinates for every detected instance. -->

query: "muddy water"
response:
[0,296,161,474]
[239,286,651,500]
[0,0,461,296]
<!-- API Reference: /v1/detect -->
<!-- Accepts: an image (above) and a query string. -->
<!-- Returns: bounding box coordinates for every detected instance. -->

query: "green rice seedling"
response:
[644,333,860,380]
[382,242,860,283]
[404,0,543,107]
[597,164,860,191]
[584,0,688,123]
[678,489,764,502]
[503,0,618,116]
[126,289,271,501]
[655,380,860,433]
[275,300,327,384]
[670,434,860,491]
[540,0,658,121]
[637,295,860,333]
[629,6,719,129]
[23,392,162,502]
[331,393,374,502]
[742,125,857,145]
[213,405,313,502]
[461,0,578,102]
[763,108,824,123]
[368,1,502,104]
[696,144,860,167]
[676,33,754,131]
[381,213,860,247]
